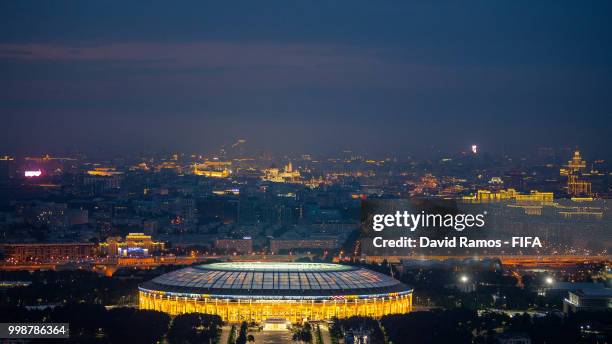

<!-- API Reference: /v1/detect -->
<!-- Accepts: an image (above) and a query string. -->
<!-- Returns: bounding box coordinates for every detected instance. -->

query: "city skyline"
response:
[0,141,610,163]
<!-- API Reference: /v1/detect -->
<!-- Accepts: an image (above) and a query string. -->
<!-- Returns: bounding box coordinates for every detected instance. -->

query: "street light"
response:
[460,275,469,283]
[545,276,554,285]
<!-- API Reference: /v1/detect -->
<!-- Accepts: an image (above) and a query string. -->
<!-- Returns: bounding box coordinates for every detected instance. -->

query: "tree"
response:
[293,323,312,343]
[314,324,324,344]
[329,318,343,344]
[335,317,384,344]
[227,324,237,344]
[236,321,248,344]
[168,313,223,344]
[49,303,108,343]
[381,310,476,344]
[105,308,170,344]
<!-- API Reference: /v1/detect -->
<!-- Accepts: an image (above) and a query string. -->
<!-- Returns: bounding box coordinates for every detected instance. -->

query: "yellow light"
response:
[138,291,412,323]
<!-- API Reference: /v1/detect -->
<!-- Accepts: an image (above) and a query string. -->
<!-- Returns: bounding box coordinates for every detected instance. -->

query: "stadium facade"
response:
[139,262,413,322]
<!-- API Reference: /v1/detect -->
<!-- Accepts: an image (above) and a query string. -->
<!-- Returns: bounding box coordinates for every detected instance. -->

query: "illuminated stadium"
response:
[139,262,413,322]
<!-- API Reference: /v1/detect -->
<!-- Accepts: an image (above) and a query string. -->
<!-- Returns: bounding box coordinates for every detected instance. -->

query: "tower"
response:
[561,150,592,197]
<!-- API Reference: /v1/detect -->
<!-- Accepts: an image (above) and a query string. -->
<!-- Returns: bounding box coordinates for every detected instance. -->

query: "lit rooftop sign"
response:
[24,170,42,177]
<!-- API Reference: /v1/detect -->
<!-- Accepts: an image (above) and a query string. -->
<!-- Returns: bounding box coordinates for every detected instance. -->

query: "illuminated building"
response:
[100,233,164,257]
[463,188,605,218]
[155,161,182,174]
[462,189,554,203]
[212,188,240,196]
[560,150,592,197]
[84,168,123,190]
[0,243,94,262]
[567,175,592,197]
[410,173,439,195]
[564,150,587,172]
[193,161,232,178]
[139,262,413,323]
[0,281,32,288]
[262,162,301,183]
[263,318,291,331]
[131,162,150,171]
[125,232,163,253]
[556,201,604,220]
[488,176,503,185]
[86,167,123,177]
[563,288,612,313]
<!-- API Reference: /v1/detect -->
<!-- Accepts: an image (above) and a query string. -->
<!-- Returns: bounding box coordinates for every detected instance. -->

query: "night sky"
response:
[2,1,611,157]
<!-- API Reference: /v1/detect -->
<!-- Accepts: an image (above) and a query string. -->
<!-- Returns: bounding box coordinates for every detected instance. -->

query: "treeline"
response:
[0,304,223,344]
[330,310,611,344]
[0,267,183,307]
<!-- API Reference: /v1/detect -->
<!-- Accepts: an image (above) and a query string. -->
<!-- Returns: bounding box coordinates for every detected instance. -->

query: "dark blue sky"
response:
[1,1,611,157]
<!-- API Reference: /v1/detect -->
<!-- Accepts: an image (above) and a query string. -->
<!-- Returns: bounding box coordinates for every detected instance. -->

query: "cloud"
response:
[0,42,378,69]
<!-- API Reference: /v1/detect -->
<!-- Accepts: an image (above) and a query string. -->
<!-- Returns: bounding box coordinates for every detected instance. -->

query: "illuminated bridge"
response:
[139,262,412,323]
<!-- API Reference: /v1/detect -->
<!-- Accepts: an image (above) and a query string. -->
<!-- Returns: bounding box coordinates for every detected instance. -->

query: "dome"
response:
[139,262,411,300]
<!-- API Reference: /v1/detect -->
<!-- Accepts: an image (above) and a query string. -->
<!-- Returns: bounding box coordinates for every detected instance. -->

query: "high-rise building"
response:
[560,150,592,197]
[0,156,14,181]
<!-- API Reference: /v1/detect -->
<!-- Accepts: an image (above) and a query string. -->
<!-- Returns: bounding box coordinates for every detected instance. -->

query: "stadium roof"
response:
[140,262,412,299]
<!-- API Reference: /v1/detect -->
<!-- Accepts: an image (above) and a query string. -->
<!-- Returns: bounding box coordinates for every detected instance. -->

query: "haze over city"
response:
[2,1,612,156]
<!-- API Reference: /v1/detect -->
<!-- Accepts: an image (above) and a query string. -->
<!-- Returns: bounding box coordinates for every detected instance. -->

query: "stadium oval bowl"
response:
[139,262,413,322]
